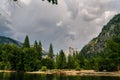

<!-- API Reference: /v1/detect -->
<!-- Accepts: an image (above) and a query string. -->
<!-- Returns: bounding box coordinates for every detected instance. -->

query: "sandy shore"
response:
[26,70,120,76]
[0,70,120,76]
[0,70,16,73]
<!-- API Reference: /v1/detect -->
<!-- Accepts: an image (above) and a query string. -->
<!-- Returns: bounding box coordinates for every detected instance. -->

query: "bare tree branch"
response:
[12,0,58,4]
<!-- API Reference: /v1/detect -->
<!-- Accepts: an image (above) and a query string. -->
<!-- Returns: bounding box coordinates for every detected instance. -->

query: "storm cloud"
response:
[0,14,12,36]
[0,0,120,52]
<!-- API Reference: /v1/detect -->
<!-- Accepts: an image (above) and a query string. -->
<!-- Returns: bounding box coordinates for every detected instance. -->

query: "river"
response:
[0,72,120,80]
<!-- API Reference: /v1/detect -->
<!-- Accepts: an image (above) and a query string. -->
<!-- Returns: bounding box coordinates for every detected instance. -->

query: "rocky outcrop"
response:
[81,14,120,56]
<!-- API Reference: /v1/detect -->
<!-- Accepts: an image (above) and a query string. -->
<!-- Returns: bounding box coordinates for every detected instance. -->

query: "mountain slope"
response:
[0,36,22,47]
[81,14,120,56]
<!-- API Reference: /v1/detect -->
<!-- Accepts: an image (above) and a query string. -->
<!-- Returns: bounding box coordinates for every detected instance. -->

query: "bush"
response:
[41,66,47,71]
[75,66,81,71]
[0,62,11,70]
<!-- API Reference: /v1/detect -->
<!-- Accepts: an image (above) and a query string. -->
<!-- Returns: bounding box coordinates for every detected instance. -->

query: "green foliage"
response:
[39,41,43,53]
[108,14,120,25]
[41,66,47,71]
[75,66,81,71]
[0,44,22,70]
[0,35,55,71]
[48,43,54,59]
[0,34,120,72]
[8,45,22,71]
[23,35,30,48]
[107,36,120,53]
[105,36,120,71]
[67,54,75,69]
[34,40,42,60]
[23,47,39,71]
[55,53,59,69]
[56,50,66,69]
[78,53,85,68]
[41,58,54,69]
[82,36,120,71]
[81,14,120,57]
[0,62,11,70]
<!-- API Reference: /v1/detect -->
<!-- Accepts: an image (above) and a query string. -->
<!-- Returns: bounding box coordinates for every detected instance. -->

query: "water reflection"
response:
[0,72,120,80]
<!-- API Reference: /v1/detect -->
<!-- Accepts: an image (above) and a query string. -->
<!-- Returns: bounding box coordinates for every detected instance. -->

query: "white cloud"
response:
[56,21,63,27]
[20,0,31,5]
[0,0,119,52]
[104,11,117,21]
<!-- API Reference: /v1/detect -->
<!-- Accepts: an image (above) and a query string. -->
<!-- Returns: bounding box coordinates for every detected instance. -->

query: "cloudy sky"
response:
[0,0,120,52]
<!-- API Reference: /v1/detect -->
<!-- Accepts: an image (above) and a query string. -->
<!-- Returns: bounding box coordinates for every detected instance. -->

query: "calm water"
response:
[0,72,120,80]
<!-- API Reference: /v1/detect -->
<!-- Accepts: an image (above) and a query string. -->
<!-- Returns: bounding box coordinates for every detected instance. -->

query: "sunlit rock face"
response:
[65,47,79,56]
[81,14,120,56]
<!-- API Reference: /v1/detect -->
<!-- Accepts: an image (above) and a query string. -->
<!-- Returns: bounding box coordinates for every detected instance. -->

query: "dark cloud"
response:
[0,0,119,52]
[0,15,12,36]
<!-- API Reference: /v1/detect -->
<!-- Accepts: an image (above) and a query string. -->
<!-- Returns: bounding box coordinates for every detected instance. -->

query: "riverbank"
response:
[0,70,120,76]
[0,70,16,73]
[26,70,120,77]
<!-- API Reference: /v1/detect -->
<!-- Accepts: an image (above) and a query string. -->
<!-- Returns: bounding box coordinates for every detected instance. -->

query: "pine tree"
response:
[38,41,43,60]
[34,40,42,60]
[23,35,30,48]
[78,52,85,68]
[39,41,42,52]
[57,50,66,69]
[34,40,38,49]
[55,53,59,69]
[48,43,54,59]
[23,47,39,71]
[67,54,75,69]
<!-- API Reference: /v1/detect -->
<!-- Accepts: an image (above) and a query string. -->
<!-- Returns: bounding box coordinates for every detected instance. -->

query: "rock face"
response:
[81,14,120,56]
[0,36,22,47]
[65,47,79,56]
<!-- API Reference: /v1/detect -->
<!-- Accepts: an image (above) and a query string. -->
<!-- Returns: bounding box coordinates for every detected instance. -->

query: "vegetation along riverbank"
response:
[0,14,120,76]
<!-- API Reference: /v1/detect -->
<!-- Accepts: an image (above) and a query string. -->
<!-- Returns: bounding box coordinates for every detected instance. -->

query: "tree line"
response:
[0,35,120,72]
[0,35,80,71]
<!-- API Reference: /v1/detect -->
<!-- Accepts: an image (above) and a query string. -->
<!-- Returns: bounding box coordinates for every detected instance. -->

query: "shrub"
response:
[41,66,47,71]
[75,66,81,71]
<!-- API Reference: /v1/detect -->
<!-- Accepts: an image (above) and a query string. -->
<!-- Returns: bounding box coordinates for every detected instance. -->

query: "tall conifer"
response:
[23,35,30,48]
[48,43,54,59]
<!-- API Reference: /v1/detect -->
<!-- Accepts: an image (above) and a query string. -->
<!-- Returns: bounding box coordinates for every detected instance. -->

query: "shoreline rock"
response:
[26,70,120,76]
[0,70,120,76]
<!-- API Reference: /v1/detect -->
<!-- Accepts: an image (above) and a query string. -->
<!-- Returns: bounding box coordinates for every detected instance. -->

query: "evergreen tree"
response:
[0,44,12,70]
[34,40,38,49]
[57,50,66,69]
[41,58,55,69]
[48,43,54,59]
[23,35,30,48]
[23,47,39,71]
[8,45,22,71]
[105,36,120,71]
[34,40,42,60]
[38,41,43,60]
[67,54,75,69]
[55,53,59,69]
[78,53,85,68]
[39,41,42,52]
